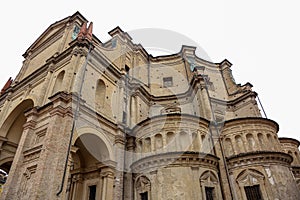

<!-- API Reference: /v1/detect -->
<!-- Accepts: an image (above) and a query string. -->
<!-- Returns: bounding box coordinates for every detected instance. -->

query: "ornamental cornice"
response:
[226,151,292,170]
[222,117,279,133]
[131,151,219,173]
[132,113,210,135]
[49,105,73,117]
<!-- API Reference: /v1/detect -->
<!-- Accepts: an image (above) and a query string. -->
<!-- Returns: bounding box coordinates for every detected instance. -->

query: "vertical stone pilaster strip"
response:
[113,134,126,200]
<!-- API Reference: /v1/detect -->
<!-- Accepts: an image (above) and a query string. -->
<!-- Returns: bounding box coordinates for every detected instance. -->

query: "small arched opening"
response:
[52,70,65,95]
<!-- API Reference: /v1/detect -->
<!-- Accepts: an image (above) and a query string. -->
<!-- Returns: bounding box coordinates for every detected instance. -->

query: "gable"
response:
[16,12,87,82]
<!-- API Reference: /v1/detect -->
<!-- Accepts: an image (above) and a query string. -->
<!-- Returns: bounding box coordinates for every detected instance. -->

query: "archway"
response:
[0,99,34,177]
[68,133,115,200]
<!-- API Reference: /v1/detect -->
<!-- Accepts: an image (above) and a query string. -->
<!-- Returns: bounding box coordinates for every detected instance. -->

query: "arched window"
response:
[154,134,163,151]
[52,70,65,95]
[224,138,234,156]
[246,134,255,152]
[144,138,151,153]
[95,79,106,108]
[179,131,190,151]
[138,140,143,153]
[235,135,245,154]
[201,134,210,153]
[257,133,264,150]
[166,132,175,151]
[192,132,200,151]
[266,134,273,150]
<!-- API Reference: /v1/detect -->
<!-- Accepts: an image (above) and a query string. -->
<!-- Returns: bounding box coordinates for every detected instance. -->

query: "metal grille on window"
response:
[244,185,262,200]
[205,187,214,200]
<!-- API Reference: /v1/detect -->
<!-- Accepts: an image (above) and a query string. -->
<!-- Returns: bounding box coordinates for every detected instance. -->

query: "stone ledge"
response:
[131,151,219,173]
[226,151,293,169]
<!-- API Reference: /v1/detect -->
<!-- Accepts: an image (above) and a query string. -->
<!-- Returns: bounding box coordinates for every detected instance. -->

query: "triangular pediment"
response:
[236,169,265,184]
[23,11,87,58]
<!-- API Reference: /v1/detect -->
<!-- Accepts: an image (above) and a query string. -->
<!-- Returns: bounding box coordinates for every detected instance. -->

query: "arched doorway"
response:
[68,133,115,200]
[0,99,34,177]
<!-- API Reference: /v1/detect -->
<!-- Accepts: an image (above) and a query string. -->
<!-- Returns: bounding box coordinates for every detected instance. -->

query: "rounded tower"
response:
[221,118,299,199]
[279,137,300,189]
[130,114,222,200]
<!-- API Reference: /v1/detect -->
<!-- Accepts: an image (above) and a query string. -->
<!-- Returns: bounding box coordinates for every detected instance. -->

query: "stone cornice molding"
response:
[226,151,292,170]
[279,137,300,147]
[132,113,209,134]
[222,117,279,134]
[49,91,72,103]
[131,151,219,173]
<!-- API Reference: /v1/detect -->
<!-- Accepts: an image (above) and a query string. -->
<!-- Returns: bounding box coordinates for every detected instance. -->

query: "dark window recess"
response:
[205,187,214,200]
[88,185,97,200]
[122,111,127,123]
[125,65,130,73]
[163,77,173,87]
[244,185,262,200]
[140,192,148,200]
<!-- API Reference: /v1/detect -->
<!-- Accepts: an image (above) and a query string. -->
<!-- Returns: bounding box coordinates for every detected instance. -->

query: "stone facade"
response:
[0,12,299,200]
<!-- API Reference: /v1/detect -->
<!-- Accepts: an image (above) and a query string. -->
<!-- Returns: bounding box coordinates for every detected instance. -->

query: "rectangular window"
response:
[205,187,214,200]
[140,192,148,200]
[89,185,97,200]
[244,185,262,200]
[163,77,173,87]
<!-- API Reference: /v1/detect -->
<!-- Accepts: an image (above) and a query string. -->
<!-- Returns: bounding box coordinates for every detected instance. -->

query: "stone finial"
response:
[0,77,13,95]
[77,22,93,42]
[86,22,93,41]
[77,22,87,40]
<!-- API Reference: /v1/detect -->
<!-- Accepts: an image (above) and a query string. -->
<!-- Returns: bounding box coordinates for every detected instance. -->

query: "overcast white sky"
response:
[1,1,299,141]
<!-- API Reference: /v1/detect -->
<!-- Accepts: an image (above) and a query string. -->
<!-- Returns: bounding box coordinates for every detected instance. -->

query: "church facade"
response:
[0,12,299,200]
